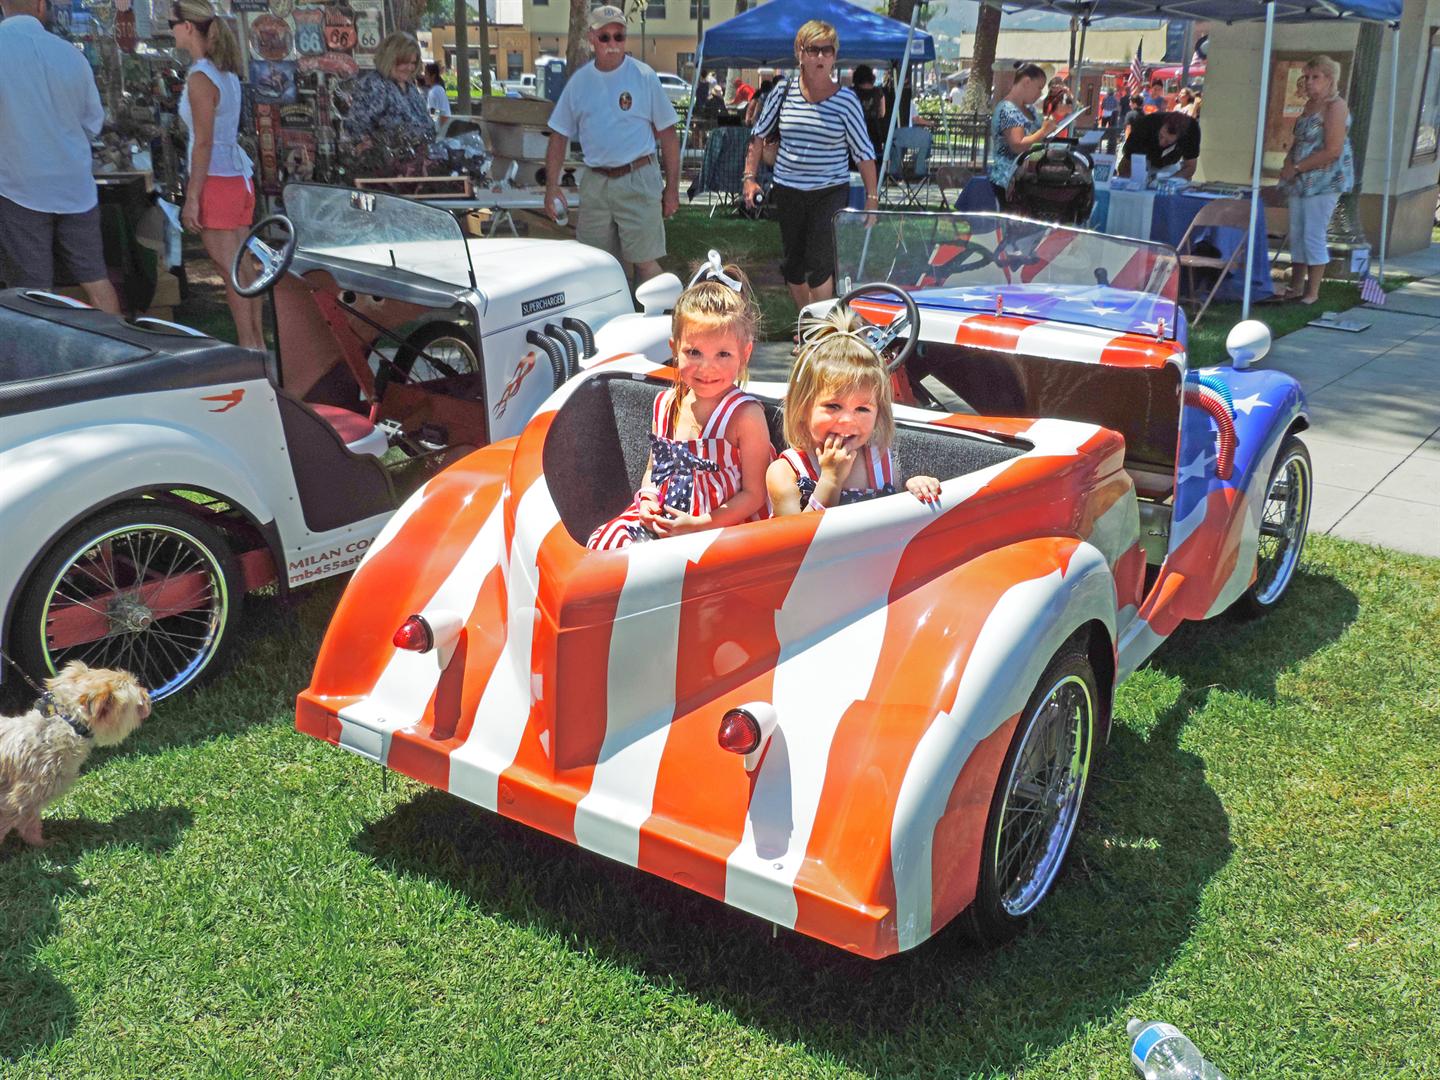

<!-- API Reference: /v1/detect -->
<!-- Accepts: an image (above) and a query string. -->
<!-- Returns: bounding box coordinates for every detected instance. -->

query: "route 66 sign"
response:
[323,2,356,53]
[351,0,383,66]
[293,6,324,56]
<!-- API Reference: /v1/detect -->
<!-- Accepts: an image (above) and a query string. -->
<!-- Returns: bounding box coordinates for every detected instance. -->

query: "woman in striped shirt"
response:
[743,20,878,309]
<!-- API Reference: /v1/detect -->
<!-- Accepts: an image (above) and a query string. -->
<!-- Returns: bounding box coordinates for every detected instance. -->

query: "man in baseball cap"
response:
[544,2,680,285]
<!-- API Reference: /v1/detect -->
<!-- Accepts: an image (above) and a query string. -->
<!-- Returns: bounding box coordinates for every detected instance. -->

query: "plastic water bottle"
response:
[549,194,569,227]
[1128,1020,1227,1080]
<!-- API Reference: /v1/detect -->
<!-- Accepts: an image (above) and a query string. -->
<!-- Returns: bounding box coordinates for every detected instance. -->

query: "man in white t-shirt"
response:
[543,4,679,283]
[0,0,120,312]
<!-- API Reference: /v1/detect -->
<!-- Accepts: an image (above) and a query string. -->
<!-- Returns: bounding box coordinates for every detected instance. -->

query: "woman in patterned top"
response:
[988,63,1057,207]
[742,20,878,310]
[343,32,433,154]
[1277,55,1354,304]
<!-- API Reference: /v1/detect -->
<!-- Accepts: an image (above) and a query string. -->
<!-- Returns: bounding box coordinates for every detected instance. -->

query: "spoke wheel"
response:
[377,322,481,398]
[966,643,1097,943]
[1233,434,1312,617]
[16,504,242,701]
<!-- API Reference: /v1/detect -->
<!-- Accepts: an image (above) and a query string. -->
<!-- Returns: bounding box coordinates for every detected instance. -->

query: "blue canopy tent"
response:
[995,0,1404,317]
[680,0,936,206]
[697,0,935,64]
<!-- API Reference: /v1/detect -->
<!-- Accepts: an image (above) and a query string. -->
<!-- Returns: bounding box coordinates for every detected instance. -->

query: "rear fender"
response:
[792,537,1117,955]
[0,424,277,656]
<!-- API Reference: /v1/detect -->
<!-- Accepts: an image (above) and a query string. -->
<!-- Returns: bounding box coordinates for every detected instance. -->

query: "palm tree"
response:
[960,0,1001,113]
[566,0,589,70]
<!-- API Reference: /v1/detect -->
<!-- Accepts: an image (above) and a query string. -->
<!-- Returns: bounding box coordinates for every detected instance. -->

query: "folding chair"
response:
[884,128,948,210]
[690,125,750,217]
[1260,184,1290,269]
[1175,197,1253,325]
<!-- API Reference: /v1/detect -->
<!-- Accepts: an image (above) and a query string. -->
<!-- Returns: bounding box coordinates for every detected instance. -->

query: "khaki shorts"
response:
[577,161,666,265]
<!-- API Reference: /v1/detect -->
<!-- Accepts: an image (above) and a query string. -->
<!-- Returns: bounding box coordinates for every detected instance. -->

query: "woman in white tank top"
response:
[171,0,264,350]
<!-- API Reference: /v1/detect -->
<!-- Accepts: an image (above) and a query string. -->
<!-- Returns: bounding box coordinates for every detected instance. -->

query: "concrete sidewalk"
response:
[1260,272,1440,557]
[751,252,1440,557]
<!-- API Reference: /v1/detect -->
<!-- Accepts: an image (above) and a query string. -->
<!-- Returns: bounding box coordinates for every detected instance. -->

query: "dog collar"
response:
[38,691,94,740]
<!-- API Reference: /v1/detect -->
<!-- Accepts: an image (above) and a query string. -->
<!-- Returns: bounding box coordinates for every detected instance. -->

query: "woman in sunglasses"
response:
[170,0,263,349]
[744,20,878,310]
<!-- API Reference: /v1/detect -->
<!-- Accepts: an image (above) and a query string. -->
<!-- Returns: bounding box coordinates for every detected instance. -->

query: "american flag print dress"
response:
[778,445,897,511]
[587,385,769,551]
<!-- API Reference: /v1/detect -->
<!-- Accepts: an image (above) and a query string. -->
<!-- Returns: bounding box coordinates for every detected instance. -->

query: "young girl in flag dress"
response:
[587,265,773,550]
[768,304,941,515]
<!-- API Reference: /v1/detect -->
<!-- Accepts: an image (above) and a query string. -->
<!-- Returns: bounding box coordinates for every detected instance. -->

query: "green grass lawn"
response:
[2,534,1437,1077]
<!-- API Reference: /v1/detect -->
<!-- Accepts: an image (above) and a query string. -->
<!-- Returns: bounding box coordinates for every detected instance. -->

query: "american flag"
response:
[1360,273,1386,306]
[1128,43,1145,95]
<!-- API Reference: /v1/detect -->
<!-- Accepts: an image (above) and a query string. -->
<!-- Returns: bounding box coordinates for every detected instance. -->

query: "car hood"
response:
[467,237,630,335]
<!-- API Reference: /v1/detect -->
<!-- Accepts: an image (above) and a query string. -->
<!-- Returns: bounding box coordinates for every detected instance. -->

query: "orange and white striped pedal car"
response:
[297,211,1313,957]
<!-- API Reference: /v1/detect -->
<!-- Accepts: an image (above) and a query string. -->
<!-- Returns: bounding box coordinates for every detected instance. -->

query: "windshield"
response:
[834,210,1182,342]
[283,183,474,289]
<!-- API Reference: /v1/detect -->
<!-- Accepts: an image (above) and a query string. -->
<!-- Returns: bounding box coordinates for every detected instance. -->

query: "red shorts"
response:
[199,175,256,230]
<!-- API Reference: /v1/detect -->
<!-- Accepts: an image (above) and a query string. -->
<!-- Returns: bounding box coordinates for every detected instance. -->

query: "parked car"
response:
[656,71,690,106]
[0,183,674,701]
[296,211,1314,957]
[501,72,537,97]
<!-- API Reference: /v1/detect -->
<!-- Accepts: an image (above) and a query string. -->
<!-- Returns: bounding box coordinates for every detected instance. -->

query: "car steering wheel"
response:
[839,282,921,374]
[937,237,997,274]
[232,214,297,297]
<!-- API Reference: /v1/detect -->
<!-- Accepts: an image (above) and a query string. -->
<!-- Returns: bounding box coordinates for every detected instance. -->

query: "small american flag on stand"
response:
[1127,43,1145,95]
[1360,274,1386,306]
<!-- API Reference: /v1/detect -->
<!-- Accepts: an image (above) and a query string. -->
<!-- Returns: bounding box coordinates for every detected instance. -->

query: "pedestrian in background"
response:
[544,5,679,284]
[423,62,452,126]
[0,0,120,312]
[988,63,1056,207]
[743,19,878,310]
[171,0,263,349]
[1277,55,1354,304]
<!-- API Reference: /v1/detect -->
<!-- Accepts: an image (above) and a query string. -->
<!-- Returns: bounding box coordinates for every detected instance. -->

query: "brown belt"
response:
[590,154,655,178]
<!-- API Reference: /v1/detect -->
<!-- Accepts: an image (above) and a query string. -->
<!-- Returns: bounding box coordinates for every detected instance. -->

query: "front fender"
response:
[788,537,1118,957]
[0,422,279,651]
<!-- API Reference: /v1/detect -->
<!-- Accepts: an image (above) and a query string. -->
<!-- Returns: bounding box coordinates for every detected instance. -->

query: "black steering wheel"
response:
[232,214,297,297]
[839,282,921,374]
[936,236,997,274]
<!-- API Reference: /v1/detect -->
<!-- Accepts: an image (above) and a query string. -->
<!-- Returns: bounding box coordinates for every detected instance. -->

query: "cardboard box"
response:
[483,96,554,127]
[487,122,551,161]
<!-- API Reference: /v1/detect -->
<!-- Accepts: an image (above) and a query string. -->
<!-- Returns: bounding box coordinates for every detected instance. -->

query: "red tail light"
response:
[393,615,434,652]
[717,708,762,755]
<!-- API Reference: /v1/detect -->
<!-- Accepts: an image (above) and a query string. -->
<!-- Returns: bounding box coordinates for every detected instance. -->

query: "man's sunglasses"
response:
[802,44,836,57]
[596,31,625,42]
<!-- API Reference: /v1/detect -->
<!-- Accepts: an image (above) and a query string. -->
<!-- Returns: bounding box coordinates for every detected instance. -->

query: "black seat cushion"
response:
[544,373,1027,544]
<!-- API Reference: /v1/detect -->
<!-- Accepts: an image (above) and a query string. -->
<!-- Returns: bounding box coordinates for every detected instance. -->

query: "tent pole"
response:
[677,40,706,197]
[1242,0,1274,321]
[877,5,922,205]
[1378,21,1398,281]
[861,7,920,281]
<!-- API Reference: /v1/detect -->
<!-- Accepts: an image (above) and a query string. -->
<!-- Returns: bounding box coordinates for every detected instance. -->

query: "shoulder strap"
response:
[652,388,674,438]
[874,446,895,487]
[701,387,749,440]
[780,447,818,480]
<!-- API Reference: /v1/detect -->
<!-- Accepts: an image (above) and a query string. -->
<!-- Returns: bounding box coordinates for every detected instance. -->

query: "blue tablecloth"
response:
[1090,189,1272,302]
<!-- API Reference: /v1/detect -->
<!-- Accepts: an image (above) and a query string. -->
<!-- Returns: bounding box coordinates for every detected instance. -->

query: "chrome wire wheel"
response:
[402,333,479,383]
[992,671,1095,918]
[1252,438,1312,607]
[19,506,240,701]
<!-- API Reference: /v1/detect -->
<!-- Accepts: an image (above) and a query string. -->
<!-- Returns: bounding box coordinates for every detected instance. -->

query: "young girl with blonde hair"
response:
[768,305,940,514]
[170,0,263,349]
[587,264,772,550]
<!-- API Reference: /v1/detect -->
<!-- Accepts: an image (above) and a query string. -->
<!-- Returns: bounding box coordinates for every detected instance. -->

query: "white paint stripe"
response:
[723,493,943,928]
[355,478,432,569]
[890,542,1115,951]
[572,529,721,867]
[337,502,505,762]
[447,477,562,811]
[1014,321,1113,366]
[1087,485,1141,569]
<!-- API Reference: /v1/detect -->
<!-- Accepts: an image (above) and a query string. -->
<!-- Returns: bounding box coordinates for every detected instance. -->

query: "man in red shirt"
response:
[730,77,755,104]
